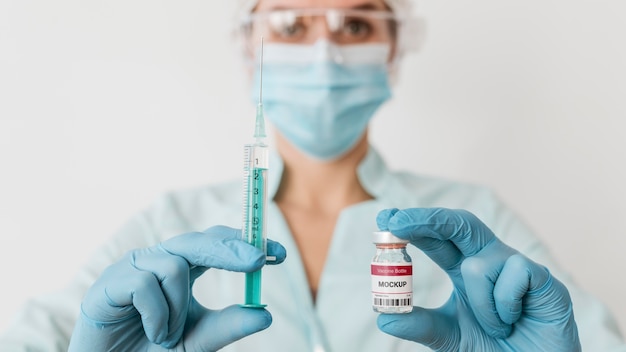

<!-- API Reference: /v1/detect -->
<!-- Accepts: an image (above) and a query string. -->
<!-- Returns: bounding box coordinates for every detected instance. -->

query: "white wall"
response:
[1,0,624,340]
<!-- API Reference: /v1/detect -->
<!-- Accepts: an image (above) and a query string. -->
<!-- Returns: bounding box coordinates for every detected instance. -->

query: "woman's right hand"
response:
[68,225,286,351]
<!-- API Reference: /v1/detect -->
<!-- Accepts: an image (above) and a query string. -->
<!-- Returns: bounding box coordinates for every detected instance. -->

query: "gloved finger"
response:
[130,248,190,347]
[385,208,497,258]
[184,305,273,351]
[160,225,266,272]
[410,236,465,274]
[494,254,562,325]
[376,208,400,231]
[460,240,516,339]
[377,306,459,351]
[82,258,171,344]
[266,239,287,264]
[186,232,286,283]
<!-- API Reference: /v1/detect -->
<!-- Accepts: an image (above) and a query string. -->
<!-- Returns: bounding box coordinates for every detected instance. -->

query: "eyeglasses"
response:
[238,8,402,45]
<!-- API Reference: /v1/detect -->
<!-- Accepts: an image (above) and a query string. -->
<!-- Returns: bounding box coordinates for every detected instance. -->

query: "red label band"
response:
[371,264,413,276]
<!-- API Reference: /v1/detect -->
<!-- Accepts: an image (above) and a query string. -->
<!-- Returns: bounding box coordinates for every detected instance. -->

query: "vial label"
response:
[371,263,413,312]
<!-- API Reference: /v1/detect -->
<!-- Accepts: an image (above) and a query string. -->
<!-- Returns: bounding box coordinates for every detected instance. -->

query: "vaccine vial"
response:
[371,231,413,314]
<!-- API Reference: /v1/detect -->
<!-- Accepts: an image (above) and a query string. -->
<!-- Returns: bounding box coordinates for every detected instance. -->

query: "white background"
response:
[1,0,625,338]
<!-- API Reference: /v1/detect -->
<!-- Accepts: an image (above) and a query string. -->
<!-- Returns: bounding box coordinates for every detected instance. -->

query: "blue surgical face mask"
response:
[251,41,392,160]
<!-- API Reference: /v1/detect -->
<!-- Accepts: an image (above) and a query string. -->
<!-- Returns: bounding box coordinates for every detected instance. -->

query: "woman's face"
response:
[237,1,397,161]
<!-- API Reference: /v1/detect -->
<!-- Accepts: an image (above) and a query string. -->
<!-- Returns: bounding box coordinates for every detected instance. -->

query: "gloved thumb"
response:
[377,307,457,351]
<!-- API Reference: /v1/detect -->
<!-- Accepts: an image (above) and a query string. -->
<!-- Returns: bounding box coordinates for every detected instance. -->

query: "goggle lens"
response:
[240,9,399,45]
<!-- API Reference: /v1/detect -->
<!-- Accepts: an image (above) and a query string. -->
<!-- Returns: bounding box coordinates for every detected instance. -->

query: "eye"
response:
[277,22,306,38]
[342,18,372,38]
[266,12,307,42]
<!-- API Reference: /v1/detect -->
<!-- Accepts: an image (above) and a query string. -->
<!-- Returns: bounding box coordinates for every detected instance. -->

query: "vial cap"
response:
[373,231,409,244]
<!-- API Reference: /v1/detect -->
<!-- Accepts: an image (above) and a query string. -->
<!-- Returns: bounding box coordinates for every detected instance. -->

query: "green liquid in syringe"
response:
[244,166,267,308]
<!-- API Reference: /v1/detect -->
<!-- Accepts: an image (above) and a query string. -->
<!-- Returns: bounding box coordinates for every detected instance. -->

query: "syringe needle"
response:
[254,37,266,140]
[259,36,263,104]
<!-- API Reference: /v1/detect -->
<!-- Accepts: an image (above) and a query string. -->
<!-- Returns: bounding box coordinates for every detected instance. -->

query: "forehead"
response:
[255,0,388,11]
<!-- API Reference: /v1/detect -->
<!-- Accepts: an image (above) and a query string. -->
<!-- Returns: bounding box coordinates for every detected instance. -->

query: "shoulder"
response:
[155,179,241,215]
[129,178,243,241]
[389,169,544,252]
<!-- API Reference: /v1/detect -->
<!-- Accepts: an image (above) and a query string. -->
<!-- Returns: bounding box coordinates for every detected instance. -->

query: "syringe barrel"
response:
[241,142,269,308]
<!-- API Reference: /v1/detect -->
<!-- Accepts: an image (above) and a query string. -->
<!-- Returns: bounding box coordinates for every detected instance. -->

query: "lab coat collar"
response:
[356,145,394,200]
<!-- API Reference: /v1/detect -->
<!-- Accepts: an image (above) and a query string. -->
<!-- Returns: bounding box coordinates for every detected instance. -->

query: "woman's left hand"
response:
[375,207,581,352]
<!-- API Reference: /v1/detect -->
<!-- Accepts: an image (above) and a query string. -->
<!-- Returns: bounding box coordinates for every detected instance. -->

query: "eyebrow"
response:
[352,3,384,11]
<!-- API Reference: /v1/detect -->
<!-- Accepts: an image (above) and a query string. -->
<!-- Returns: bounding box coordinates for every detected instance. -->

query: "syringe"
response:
[241,38,269,308]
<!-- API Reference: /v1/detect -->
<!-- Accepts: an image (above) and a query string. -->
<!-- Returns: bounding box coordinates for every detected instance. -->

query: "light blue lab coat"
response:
[1,147,624,351]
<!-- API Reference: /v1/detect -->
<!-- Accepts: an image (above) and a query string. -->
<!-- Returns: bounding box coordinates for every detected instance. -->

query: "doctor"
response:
[2,0,624,351]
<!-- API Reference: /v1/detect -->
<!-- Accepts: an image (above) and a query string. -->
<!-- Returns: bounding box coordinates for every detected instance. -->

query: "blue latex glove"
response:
[376,208,581,352]
[68,225,286,351]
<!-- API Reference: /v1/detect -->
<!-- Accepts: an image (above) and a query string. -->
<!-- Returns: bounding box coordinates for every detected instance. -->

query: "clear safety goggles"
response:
[237,8,402,46]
